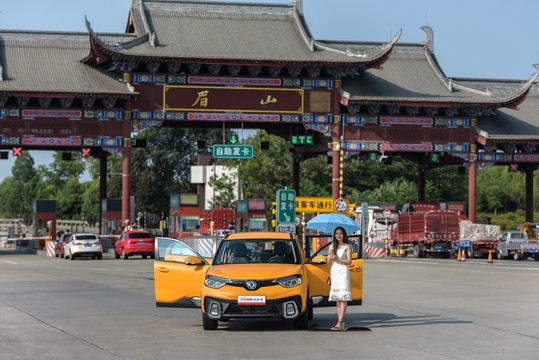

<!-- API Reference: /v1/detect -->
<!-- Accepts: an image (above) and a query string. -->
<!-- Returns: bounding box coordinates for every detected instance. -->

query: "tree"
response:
[236,131,292,211]
[208,171,237,209]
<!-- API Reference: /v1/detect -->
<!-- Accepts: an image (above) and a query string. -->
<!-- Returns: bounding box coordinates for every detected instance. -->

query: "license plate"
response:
[137,242,146,245]
[238,296,266,305]
[434,246,442,250]
[84,243,93,247]
[529,249,537,253]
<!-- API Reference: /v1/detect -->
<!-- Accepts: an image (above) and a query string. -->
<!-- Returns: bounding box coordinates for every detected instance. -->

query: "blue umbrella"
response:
[306,213,362,234]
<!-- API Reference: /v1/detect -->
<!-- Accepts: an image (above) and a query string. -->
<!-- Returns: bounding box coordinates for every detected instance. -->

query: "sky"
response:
[0,0,538,181]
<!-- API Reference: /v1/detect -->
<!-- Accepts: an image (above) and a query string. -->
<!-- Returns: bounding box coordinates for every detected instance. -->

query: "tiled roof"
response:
[88,0,396,65]
[476,84,539,140]
[0,30,133,95]
[341,41,538,106]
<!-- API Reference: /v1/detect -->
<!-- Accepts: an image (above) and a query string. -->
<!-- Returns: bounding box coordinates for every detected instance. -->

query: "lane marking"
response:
[1,260,19,265]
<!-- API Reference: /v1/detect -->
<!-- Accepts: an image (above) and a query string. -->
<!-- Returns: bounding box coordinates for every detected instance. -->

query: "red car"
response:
[55,233,72,258]
[114,230,155,259]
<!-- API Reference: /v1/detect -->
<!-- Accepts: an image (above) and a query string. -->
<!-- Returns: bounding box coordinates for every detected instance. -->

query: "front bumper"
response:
[203,295,303,321]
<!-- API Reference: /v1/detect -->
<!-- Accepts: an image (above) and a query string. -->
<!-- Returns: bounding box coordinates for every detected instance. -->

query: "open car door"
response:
[154,237,210,308]
[304,234,363,306]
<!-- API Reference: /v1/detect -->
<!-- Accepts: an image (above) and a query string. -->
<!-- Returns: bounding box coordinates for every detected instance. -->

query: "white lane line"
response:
[1,260,19,265]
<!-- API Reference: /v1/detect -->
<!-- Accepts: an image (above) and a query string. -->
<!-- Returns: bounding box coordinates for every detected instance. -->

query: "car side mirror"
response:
[185,256,204,266]
[311,255,327,264]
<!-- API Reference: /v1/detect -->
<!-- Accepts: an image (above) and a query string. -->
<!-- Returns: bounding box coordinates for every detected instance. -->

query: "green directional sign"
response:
[213,145,253,159]
[277,189,296,224]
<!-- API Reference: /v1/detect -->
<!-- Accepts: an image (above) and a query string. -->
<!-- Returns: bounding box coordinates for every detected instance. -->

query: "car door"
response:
[154,237,210,307]
[304,235,363,305]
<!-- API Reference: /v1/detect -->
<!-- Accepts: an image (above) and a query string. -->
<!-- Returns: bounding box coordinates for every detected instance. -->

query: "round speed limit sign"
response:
[334,198,349,213]
[383,208,391,219]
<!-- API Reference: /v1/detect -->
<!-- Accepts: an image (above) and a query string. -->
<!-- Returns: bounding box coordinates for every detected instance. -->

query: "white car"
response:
[64,233,103,260]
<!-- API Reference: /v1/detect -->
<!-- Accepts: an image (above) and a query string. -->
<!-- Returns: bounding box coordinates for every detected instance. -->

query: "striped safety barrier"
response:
[364,242,388,258]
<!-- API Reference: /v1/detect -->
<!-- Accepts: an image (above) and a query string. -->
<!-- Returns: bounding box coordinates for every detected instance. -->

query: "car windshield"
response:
[213,238,300,265]
[76,235,97,241]
[129,232,152,239]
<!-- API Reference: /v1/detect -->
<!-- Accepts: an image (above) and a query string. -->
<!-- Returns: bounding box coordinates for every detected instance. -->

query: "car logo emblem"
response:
[246,280,257,290]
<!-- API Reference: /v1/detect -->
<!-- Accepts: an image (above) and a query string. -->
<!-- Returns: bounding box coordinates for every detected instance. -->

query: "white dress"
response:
[328,244,352,302]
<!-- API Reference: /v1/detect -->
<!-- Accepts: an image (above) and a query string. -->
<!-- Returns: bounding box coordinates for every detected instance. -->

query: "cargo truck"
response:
[393,206,460,258]
[496,230,539,261]
[458,220,501,258]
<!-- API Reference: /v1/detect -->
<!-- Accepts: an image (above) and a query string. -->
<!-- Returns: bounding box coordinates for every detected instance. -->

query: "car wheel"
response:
[293,311,308,330]
[535,255,539,262]
[413,244,423,258]
[514,252,522,261]
[98,254,103,260]
[114,249,120,259]
[307,299,313,321]
[497,251,504,260]
[202,312,218,330]
[70,252,75,261]
[122,248,128,260]
[55,252,59,258]
[60,254,64,258]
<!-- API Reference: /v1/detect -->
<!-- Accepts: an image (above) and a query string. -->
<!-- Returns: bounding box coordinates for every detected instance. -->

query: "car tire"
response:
[122,249,128,260]
[307,299,313,321]
[98,254,103,260]
[70,253,75,261]
[413,244,423,258]
[114,249,120,259]
[497,251,504,260]
[293,311,309,330]
[514,252,522,261]
[142,255,147,259]
[202,313,218,330]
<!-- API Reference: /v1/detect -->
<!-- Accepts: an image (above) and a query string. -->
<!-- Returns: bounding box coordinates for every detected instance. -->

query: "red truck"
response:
[393,203,460,258]
[199,208,235,236]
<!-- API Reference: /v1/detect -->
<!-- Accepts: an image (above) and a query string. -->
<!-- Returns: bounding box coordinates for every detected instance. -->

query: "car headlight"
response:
[204,275,229,289]
[274,275,303,288]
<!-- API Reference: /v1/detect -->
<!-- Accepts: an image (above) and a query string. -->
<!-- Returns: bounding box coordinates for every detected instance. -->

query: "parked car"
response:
[153,231,364,330]
[54,233,72,258]
[64,233,102,260]
[115,230,155,259]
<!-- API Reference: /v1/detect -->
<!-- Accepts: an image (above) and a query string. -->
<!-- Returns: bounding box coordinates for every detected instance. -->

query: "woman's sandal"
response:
[330,321,345,331]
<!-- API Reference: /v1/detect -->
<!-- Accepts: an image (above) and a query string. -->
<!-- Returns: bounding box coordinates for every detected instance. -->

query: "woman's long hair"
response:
[332,226,350,255]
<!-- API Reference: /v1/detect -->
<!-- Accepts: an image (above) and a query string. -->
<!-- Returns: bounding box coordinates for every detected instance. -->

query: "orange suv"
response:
[153,232,363,330]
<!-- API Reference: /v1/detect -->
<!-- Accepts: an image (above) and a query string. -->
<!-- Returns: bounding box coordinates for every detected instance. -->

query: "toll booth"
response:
[169,194,201,238]
[101,198,122,235]
[33,199,57,248]
[236,199,267,232]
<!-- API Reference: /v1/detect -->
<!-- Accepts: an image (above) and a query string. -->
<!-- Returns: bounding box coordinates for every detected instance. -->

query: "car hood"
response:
[208,264,303,280]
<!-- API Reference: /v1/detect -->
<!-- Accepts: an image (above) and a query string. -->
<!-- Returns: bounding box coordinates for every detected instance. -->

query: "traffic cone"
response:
[487,250,493,263]
[461,248,466,261]
[457,248,462,261]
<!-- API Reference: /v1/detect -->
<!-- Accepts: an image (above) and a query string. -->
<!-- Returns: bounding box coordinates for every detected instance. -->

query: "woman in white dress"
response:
[328,226,352,330]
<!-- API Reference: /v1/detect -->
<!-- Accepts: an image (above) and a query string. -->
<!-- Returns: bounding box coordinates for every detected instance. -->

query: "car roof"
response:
[225,232,293,240]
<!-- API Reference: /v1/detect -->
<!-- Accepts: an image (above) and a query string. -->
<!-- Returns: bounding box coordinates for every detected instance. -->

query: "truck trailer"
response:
[393,209,460,258]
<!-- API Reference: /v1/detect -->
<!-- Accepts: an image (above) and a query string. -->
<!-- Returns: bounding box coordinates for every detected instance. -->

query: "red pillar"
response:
[332,118,342,200]
[468,153,477,223]
[99,152,107,234]
[122,111,132,225]
[417,166,425,202]
[525,167,534,222]
[292,154,300,196]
